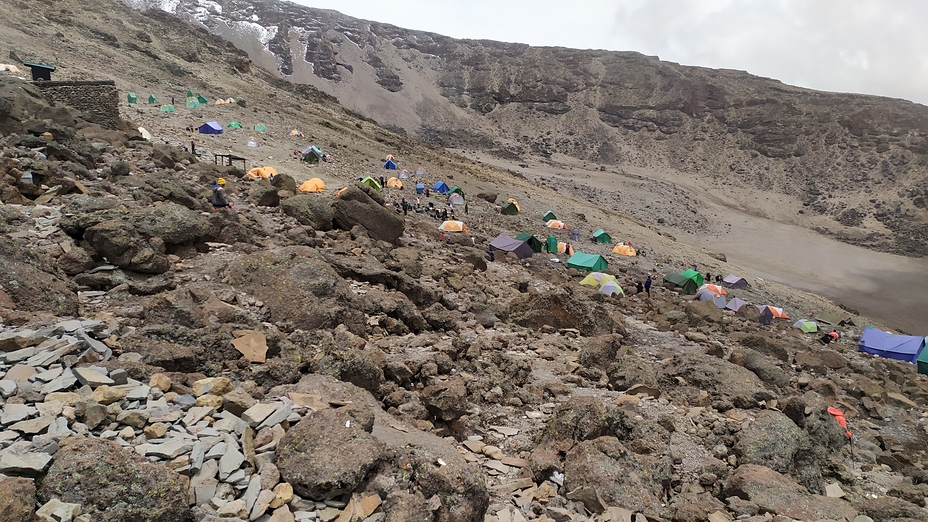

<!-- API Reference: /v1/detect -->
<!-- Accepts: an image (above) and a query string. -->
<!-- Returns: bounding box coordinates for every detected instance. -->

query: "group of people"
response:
[636,276,653,296]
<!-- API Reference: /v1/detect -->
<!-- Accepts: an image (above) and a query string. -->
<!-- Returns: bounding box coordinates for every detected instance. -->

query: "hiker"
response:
[705,272,711,284]
[171,96,175,105]
[464,203,468,215]
[565,243,571,255]
[820,331,840,345]
[190,141,196,155]
[644,276,652,296]
[379,176,385,189]
[715,274,722,283]
[211,178,232,210]
[636,281,644,294]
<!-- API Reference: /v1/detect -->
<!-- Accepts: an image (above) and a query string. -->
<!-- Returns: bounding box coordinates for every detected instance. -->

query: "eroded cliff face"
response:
[127,0,928,256]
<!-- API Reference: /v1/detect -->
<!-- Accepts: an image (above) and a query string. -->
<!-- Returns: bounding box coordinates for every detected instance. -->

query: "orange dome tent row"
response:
[247,166,278,179]
[297,178,326,193]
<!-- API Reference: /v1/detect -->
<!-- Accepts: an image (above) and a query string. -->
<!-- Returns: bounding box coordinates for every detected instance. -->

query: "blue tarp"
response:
[198,121,223,134]
[384,159,396,170]
[858,326,926,363]
[433,181,450,194]
[415,183,425,194]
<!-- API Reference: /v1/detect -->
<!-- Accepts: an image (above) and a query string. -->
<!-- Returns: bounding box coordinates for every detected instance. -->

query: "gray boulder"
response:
[331,185,404,243]
[129,202,211,245]
[39,437,191,522]
[734,409,805,473]
[281,194,334,230]
[276,406,386,500]
[84,220,170,274]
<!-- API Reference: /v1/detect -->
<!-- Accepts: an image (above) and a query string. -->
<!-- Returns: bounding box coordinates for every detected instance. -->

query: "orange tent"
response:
[438,221,468,233]
[385,154,395,161]
[556,242,575,255]
[247,166,277,179]
[546,220,568,230]
[386,177,402,188]
[298,178,325,193]
[612,244,637,256]
[697,284,728,296]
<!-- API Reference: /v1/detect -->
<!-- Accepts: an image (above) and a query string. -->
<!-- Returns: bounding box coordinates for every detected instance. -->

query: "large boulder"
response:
[509,289,616,336]
[331,185,404,243]
[39,437,191,522]
[270,374,488,521]
[281,194,334,230]
[84,220,170,273]
[223,246,363,332]
[563,437,670,515]
[128,202,212,245]
[723,464,856,521]
[0,476,36,522]
[733,409,805,472]
[0,237,78,315]
[685,299,723,326]
[539,396,627,445]
[276,406,386,500]
[660,353,767,405]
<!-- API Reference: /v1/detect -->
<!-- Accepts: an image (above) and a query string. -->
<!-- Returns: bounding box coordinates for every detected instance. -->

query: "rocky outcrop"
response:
[330,184,404,243]
[39,437,191,522]
[84,219,171,274]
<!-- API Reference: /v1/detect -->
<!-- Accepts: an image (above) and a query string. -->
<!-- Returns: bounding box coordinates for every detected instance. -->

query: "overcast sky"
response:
[291,0,928,106]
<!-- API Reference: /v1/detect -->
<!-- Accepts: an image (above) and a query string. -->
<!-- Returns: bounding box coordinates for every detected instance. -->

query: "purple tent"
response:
[858,326,926,363]
[489,234,533,260]
[198,121,223,134]
[725,297,749,312]
[722,274,749,289]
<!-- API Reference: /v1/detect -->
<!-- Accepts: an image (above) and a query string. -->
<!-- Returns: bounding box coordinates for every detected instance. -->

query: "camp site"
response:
[16,7,927,516]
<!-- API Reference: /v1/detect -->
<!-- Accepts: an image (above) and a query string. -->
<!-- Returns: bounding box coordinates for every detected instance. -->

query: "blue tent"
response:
[433,181,450,194]
[384,159,397,170]
[858,326,926,363]
[415,183,425,194]
[198,121,223,134]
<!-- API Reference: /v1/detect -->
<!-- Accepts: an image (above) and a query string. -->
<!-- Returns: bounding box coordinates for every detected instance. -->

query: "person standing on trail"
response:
[636,281,644,294]
[644,275,652,296]
[211,178,232,210]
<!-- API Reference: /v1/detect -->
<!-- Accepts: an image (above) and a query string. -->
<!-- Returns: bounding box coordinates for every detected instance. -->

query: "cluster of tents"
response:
[245,166,326,193]
[661,270,793,325]
[129,90,239,110]
[197,121,268,134]
[579,272,624,297]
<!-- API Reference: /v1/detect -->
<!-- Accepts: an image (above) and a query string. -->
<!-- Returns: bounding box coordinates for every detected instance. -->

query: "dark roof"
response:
[23,62,56,71]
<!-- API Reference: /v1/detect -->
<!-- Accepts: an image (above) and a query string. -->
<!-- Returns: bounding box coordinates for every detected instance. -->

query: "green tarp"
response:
[567,253,608,272]
[127,93,137,104]
[542,210,557,222]
[515,232,543,253]
[592,229,611,243]
[681,269,705,287]
[664,272,698,294]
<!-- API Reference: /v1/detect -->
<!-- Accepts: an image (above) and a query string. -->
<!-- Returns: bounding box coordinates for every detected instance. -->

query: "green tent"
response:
[359,176,382,192]
[197,94,209,104]
[302,145,323,164]
[254,124,267,133]
[127,93,137,104]
[794,320,819,333]
[227,121,243,129]
[501,202,519,215]
[186,89,194,98]
[681,269,705,287]
[592,229,612,243]
[917,343,928,375]
[542,210,557,222]
[159,104,176,113]
[664,272,698,294]
[515,232,543,253]
[148,94,157,104]
[186,98,200,109]
[567,253,608,272]
[449,186,464,196]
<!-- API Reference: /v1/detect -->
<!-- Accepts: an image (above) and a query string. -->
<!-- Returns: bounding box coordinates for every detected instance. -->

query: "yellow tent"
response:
[507,198,521,212]
[288,129,303,137]
[438,221,468,233]
[612,244,637,256]
[579,272,616,288]
[298,178,326,193]
[547,220,568,230]
[386,177,402,188]
[384,154,395,161]
[247,166,278,180]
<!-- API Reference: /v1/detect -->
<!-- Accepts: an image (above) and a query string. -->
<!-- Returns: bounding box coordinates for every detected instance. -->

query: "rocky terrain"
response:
[123,0,928,258]
[1,1,928,521]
